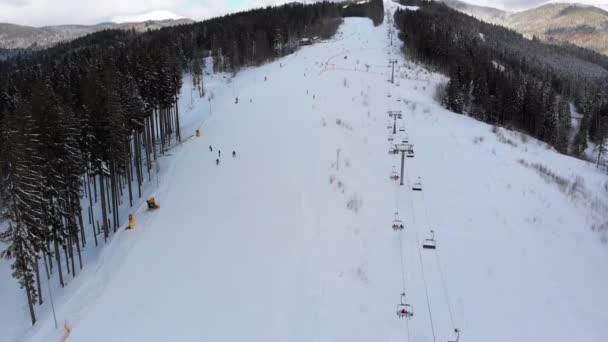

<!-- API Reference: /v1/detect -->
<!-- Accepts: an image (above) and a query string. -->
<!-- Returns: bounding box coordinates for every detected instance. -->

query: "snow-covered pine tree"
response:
[556,97,571,153]
[274,28,284,57]
[0,100,47,326]
[445,76,465,114]
[595,116,608,169]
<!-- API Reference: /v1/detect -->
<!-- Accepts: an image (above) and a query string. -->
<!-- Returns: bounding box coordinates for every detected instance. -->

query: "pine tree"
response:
[0,101,47,325]
[471,70,489,120]
[595,115,608,168]
[445,76,465,114]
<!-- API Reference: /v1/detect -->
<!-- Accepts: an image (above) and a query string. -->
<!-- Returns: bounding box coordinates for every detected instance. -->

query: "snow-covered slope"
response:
[3,2,608,341]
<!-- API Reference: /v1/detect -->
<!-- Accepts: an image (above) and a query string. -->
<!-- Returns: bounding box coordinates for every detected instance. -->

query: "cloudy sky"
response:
[0,0,607,27]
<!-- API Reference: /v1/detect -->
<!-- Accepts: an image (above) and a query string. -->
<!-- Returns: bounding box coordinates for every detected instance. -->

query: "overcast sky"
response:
[0,0,607,27]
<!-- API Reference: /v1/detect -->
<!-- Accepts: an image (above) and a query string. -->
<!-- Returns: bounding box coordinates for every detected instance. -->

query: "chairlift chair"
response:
[396,293,414,319]
[401,135,409,144]
[388,145,399,155]
[406,147,415,158]
[422,230,436,249]
[412,177,423,191]
[392,212,404,231]
[399,125,405,132]
[388,134,394,142]
[390,166,400,182]
[448,328,460,342]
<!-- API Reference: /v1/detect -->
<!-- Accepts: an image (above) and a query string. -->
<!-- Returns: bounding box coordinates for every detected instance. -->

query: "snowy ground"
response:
[3,2,608,341]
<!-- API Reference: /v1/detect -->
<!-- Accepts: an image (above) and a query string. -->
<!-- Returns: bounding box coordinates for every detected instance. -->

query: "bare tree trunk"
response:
[93,171,98,203]
[99,175,109,241]
[68,234,76,278]
[135,132,143,198]
[63,244,70,276]
[175,99,181,143]
[34,256,43,305]
[46,240,53,274]
[128,139,134,206]
[53,228,65,287]
[25,278,37,326]
[151,110,158,160]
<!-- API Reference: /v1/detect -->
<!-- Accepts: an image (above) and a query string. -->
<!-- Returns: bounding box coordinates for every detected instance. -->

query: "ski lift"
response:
[399,125,405,132]
[396,293,414,319]
[401,135,409,144]
[388,145,399,155]
[388,134,394,142]
[422,230,436,249]
[392,212,404,231]
[412,177,422,191]
[448,328,460,342]
[406,147,415,158]
[390,166,400,182]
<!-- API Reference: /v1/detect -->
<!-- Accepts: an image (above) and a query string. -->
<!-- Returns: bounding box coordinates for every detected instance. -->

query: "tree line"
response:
[0,1,385,326]
[395,0,608,159]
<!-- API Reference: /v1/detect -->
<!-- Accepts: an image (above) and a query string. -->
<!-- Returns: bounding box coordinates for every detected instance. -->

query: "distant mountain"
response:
[441,1,608,56]
[438,0,510,24]
[509,3,608,56]
[0,18,194,50]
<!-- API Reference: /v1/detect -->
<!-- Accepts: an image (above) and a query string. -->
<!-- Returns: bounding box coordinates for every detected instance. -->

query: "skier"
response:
[232,151,236,158]
[216,158,219,166]
[218,150,221,157]
[209,145,213,152]
[235,97,239,104]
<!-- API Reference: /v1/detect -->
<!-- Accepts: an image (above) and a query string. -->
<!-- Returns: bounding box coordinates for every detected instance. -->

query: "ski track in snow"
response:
[3,2,608,341]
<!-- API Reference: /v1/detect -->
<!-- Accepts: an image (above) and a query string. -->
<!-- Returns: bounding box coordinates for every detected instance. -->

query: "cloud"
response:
[0,0,227,26]
[111,10,185,23]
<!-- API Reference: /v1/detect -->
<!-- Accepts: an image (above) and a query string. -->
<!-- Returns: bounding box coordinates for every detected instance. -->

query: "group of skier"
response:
[209,145,236,165]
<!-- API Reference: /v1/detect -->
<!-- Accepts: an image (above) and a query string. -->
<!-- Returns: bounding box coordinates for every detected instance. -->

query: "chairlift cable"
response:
[418,181,457,330]
[404,167,437,342]
[413,216,438,342]
[406,125,460,337]
[398,228,407,293]
[434,249,457,330]
[397,214,412,342]
[393,148,411,342]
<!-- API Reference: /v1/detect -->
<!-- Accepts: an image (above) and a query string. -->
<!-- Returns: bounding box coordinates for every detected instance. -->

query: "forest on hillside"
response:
[0,0,383,326]
[396,0,608,160]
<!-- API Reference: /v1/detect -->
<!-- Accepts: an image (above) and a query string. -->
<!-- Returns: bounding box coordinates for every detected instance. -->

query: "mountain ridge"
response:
[0,18,194,50]
[440,0,608,56]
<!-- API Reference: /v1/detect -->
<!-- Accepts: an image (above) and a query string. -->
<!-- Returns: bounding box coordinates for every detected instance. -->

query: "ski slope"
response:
[5,2,608,341]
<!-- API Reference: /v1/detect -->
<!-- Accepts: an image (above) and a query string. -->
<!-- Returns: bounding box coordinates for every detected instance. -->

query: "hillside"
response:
[440,1,608,56]
[2,2,608,342]
[509,3,608,55]
[0,19,194,50]
[439,0,510,23]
